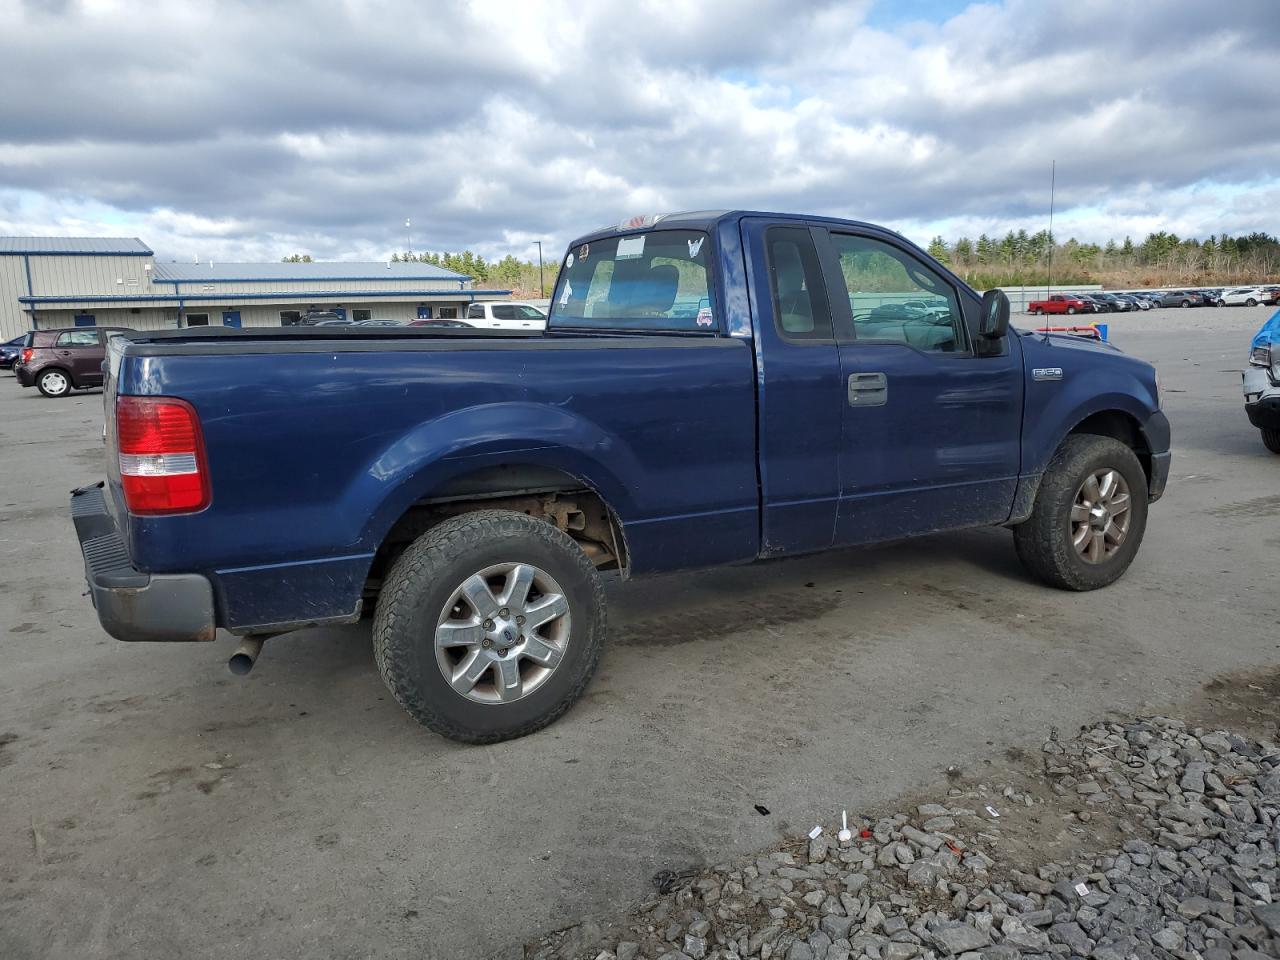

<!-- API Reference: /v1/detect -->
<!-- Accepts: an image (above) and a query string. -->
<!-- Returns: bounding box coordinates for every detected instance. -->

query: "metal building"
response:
[0,236,512,340]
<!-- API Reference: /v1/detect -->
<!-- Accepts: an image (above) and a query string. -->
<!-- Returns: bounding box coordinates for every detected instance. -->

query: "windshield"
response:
[549,229,714,332]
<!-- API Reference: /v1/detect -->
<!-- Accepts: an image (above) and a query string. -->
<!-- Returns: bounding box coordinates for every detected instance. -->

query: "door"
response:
[417,306,433,319]
[53,329,101,385]
[742,218,844,555]
[491,304,522,329]
[73,314,96,327]
[221,310,242,327]
[819,228,1024,544]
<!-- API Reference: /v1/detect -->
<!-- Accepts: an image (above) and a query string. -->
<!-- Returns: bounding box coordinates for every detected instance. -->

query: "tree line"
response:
[391,251,553,297]
[279,250,554,296]
[924,231,1280,289]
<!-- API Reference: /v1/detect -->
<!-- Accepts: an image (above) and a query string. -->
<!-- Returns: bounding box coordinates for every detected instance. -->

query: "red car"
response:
[15,326,133,397]
[1027,294,1092,316]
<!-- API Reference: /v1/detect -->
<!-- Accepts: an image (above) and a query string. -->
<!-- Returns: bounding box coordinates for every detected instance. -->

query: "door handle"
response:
[847,372,887,407]
[57,350,72,356]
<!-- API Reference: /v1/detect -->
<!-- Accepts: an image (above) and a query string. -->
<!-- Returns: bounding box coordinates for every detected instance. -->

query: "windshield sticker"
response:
[558,281,572,306]
[566,253,575,268]
[579,243,589,261]
[696,307,714,327]
[688,237,704,258]
[616,235,646,260]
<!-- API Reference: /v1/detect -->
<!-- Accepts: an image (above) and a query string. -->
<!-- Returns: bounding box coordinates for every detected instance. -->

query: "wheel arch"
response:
[1065,409,1153,486]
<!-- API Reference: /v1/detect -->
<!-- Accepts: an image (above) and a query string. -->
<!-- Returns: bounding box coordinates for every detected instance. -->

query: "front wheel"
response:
[1013,435,1149,591]
[1181,300,1191,308]
[373,509,606,744]
[1066,306,1077,315]
[1262,428,1280,455]
[37,369,71,397]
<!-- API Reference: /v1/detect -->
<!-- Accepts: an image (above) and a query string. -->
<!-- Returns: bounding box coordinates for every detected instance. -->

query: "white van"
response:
[465,301,547,331]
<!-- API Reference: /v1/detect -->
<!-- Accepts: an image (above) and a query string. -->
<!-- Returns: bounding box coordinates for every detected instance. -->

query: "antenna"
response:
[1043,160,1056,342]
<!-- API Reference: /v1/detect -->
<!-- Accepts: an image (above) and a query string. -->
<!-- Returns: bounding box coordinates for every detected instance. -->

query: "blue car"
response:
[70,209,1170,743]
[1244,308,1280,453]
[0,334,24,370]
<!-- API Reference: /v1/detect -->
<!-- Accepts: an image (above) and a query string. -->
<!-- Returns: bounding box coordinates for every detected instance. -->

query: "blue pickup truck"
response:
[71,210,1170,743]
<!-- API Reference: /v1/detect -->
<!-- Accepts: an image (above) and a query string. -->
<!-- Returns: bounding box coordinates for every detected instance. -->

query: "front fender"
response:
[351,401,639,551]
[1022,351,1161,475]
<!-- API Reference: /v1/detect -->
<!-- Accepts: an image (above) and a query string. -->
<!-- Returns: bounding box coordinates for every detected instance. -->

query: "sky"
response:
[0,0,1277,264]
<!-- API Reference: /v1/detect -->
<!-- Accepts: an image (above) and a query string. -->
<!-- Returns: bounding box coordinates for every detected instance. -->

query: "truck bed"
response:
[104,328,759,632]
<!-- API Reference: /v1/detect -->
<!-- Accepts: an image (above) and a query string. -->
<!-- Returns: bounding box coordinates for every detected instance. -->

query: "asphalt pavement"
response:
[0,306,1276,960]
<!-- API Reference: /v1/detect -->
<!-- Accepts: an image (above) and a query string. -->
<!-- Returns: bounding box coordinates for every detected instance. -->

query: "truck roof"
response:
[570,210,904,248]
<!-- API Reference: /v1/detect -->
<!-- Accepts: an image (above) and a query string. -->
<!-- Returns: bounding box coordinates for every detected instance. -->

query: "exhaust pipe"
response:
[228,637,265,676]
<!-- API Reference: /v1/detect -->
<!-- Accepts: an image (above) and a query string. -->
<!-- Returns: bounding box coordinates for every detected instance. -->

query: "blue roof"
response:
[152,261,468,282]
[0,236,153,255]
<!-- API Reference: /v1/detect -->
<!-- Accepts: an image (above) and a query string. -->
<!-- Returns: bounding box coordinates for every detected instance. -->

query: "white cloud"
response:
[0,0,1276,262]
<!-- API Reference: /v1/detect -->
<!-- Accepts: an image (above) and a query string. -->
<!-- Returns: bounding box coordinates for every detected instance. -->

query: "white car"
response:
[1218,287,1267,307]
[465,301,547,331]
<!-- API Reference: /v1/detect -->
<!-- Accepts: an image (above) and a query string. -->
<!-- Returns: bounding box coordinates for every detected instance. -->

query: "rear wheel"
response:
[373,509,606,744]
[1031,308,1043,316]
[1181,300,1191,308]
[1013,435,1149,591]
[1262,429,1280,455]
[37,369,71,397]
[1247,298,1258,307]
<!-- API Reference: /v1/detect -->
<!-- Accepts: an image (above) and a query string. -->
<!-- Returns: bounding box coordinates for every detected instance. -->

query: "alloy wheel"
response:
[1070,468,1132,564]
[434,562,571,704]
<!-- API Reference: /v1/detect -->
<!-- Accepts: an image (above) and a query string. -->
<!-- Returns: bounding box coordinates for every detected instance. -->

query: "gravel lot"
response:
[0,306,1276,960]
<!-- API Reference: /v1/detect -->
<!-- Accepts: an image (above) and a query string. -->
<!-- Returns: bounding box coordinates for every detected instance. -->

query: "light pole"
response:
[533,241,545,297]
[405,218,412,259]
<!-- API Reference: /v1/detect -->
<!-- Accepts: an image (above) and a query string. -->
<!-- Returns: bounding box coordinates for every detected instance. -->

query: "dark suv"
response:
[15,327,133,397]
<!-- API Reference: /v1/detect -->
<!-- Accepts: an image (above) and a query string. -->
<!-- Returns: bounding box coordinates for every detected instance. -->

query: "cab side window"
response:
[491,305,517,321]
[467,304,485,320]
[55,331,100,347]
[829,234,967,354]
[765,227,832,341]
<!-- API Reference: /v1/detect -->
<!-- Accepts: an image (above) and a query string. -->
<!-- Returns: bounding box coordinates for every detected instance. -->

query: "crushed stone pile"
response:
[529,716,1280,960]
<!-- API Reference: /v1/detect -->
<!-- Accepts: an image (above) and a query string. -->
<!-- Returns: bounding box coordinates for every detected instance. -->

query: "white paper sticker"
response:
[616,235,646,260]
[688,237,704,257]
[808,825,823,840]
[696,307,714,327]
[566,253,575,268]
[1073,882,1089,897]
[558,281,572,306]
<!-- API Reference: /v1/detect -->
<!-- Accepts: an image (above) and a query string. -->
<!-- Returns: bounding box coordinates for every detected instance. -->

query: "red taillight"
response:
[115,396,210,514]
[20,348,33,364]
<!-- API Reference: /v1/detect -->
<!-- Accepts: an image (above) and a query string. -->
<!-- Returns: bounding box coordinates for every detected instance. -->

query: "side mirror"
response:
[980,289,1010,339]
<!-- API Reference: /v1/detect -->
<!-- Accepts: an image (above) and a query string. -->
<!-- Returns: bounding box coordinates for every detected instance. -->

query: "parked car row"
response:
[1215,285,1280,307]
[1029,286,1279,314]
[299,301,548,331]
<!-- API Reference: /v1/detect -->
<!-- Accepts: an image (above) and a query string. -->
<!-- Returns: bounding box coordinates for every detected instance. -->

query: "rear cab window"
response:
[549,228,715,333]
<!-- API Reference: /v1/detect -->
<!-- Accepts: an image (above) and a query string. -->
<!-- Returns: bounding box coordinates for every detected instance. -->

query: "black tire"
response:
[1066,307,1077,315]
[373,509,606,744]
[36,368,71,397]
[1012,435,1149,591]
[1181,300,1191,308]
[1262,429,1280,455]
[1247,299,1257,307]
[1031,308,1043,316]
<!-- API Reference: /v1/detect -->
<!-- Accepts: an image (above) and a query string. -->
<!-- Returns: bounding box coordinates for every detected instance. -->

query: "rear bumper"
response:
[70,482,216,642]
[15,364,34,387]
